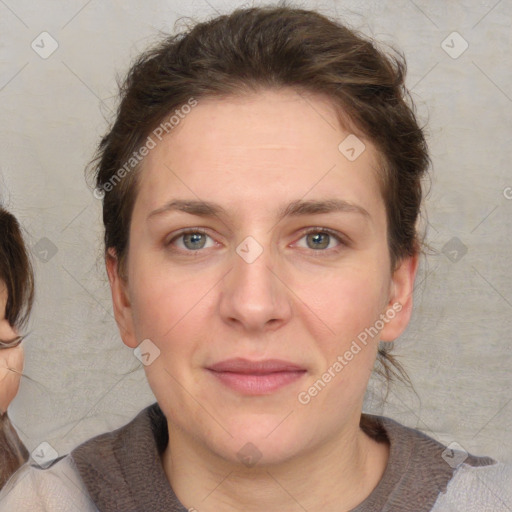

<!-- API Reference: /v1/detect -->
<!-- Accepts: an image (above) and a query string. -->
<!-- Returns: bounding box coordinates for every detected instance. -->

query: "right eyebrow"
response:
[148,199,226,220]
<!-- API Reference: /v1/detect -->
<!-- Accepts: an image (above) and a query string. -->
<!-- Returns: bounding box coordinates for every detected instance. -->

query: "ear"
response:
[105,249,138,349]
[380,253,419,342]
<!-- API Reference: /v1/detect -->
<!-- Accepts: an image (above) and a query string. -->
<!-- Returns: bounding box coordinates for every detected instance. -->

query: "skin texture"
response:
[0,283,24,415]
[107,88,418,511]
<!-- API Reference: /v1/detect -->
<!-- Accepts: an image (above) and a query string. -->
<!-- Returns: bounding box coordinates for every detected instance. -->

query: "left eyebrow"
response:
[276,199,370,221]
[147,198,370,222]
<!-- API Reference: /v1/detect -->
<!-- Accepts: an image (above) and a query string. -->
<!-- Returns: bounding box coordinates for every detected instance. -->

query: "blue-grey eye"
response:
[182,232,208,250]
[306,232,331,250]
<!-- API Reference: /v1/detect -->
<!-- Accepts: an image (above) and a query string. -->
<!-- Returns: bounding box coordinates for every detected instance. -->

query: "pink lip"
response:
[206,358,307,395]
[208,358,305,373]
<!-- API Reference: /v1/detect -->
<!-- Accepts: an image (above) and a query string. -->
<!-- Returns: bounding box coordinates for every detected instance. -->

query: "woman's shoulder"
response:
[361,413,512,511]
[432,460,512,511]
[0,403,169,512]
[0,455,99,512]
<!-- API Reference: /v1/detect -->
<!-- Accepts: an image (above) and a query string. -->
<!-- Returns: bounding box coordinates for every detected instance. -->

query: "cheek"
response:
[129,257,213,363]
[293,261,390,343]
[294,271,388,407]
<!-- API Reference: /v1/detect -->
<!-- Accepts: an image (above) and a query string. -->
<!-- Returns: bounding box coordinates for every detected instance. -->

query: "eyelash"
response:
[166,227,348,256]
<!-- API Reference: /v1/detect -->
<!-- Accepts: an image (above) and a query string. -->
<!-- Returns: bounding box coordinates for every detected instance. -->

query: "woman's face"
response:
[0,281,24,413]
[0,282,16,342]
[108,88,417,464]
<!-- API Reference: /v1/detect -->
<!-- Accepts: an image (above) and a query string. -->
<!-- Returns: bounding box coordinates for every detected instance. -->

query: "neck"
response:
[162,416,389,512]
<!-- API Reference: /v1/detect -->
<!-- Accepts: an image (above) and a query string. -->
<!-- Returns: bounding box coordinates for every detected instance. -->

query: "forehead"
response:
[134,88,384,220]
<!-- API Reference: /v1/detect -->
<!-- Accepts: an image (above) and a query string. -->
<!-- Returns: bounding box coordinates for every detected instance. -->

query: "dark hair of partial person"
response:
[0,207,34,332]
[0,206,33,489]
[87,4,430,416]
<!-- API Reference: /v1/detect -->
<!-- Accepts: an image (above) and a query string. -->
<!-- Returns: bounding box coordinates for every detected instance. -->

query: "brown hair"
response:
[91,5,429,393]
[0,208,34,332]
[0,207,33,488]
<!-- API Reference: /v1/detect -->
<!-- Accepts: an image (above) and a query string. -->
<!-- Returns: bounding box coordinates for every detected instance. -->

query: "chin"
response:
[206,415,314,468]
[213,437,302,468]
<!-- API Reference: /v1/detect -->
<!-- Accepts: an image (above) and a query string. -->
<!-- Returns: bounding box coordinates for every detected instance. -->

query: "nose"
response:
[218,237,293,333]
